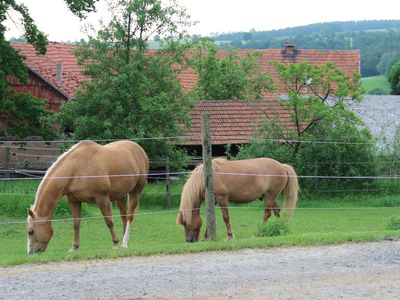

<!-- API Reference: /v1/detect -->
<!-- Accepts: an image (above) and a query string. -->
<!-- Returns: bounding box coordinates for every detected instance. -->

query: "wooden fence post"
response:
[201,114,216,241]
[165,157,171,209]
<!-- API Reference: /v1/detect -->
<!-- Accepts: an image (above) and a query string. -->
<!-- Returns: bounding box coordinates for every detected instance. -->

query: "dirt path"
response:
[1,240,400,299]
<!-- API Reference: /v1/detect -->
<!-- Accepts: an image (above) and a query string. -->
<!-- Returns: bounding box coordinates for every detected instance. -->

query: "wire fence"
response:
[1,135,400,229]
[3,205,400,226]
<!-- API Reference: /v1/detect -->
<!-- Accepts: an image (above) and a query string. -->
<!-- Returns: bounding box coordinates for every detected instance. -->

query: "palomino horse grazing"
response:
[27,140,149,254]
[177,158,299,242]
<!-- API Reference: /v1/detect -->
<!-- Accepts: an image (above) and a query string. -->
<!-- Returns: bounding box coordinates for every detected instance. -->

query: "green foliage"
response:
[388,60,400,95]
[215,21,400,77]
[0,90,56,139]
[1,0,47,55]
[64,0,98,19]
[233,61,376,192]
[368,88,388,95]
[294,128,376,192]
[57,0,194,167]
[1,0,99,139]
[375,123,400,176]
[255,215,290,237]
[188,39,274,100]
[0,32,55,140]
[385,216,400,230]
[377,51,400,76]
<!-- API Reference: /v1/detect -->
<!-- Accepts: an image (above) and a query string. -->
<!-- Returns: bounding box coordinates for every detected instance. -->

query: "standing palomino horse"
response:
[177,158,299,242]
[27,140,149,254]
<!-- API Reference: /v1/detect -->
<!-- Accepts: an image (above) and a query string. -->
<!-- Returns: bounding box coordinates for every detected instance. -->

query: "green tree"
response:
[58,0,194,166]
[388,60,400,95]
[270,61,364,157]
[1,0,97,139]
[234,62,376,192]
[377,51,400,76]
[375,124,400,177]
[188,39,274,100]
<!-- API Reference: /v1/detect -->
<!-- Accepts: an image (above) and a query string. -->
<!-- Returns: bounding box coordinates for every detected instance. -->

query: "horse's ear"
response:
[28,208,36,219]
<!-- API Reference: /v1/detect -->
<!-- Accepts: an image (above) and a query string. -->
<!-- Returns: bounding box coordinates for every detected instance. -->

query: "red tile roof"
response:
[11,42,86,99]
[10,42,360,145]
[185,100,294,145]
[11,42,360,100]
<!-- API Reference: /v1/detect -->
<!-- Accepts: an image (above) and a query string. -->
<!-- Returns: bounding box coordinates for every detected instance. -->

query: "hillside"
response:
[214,20,400,41]
[212,20,400,78]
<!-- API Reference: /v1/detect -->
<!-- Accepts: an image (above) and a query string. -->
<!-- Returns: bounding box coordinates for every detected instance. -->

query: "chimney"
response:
[56,63,63,82]
[282,42,296,57]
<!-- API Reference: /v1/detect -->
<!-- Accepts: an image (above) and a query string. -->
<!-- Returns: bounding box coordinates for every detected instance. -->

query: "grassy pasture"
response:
[361,75,391,94]
[1,180,400,267]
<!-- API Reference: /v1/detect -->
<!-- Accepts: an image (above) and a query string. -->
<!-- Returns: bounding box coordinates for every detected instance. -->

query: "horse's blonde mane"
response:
[33,142,83,209]
[177,164,204,225]
[177,158,226,225]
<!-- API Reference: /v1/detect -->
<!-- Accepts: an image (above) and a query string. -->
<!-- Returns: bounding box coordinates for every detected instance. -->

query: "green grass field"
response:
[361,75,391,94]
[1,178,400,267]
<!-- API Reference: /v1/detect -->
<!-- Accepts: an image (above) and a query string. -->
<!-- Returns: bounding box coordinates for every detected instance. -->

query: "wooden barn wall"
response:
[8,72,68,112]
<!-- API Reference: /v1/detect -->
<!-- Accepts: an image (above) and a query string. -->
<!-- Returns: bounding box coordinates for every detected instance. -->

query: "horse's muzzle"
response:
[28,247,44,255]
[186,236,195,243]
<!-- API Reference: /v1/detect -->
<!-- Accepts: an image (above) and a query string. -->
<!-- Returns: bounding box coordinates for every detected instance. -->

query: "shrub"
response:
[255,215,290,237]
[386,216,400,230]
[368,88,387,95]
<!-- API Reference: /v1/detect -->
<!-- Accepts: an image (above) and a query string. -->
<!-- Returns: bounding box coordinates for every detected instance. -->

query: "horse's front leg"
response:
[96,195,119,248]
[202,227,208,240]
[218,196,234,240]
[67,195,82,252]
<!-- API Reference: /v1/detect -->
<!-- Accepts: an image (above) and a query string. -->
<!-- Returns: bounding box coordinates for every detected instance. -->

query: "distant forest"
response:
[211,20,400,77]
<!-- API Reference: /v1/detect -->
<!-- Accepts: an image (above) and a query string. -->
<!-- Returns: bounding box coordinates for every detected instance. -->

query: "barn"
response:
[3,42,361,166]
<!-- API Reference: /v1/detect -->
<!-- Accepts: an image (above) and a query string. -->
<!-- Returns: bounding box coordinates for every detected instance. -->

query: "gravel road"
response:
[1,240,400,299]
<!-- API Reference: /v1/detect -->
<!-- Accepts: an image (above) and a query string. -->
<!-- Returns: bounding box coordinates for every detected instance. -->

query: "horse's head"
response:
[27,208,53,254]
[177,211,202,243]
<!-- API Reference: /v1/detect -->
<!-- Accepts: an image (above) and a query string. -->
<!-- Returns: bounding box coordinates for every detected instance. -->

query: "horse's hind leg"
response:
[67,195,82,252]
[263,191,281,222]
[121,191,141,248]
[96,194,119,248]
[218,195,234,240]
[115,198,127,235]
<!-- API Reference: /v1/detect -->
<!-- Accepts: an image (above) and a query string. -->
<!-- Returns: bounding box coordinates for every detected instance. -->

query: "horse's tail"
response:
[176,164,205,226]
[282,164,299,218]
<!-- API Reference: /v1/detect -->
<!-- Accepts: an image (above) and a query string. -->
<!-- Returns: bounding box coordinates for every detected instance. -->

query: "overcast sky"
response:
[4,0,400,42]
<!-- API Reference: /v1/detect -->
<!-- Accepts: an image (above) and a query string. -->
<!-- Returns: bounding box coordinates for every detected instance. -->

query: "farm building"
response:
[9,42,360,109]
[2,42,364,167]
[347,95,400,142]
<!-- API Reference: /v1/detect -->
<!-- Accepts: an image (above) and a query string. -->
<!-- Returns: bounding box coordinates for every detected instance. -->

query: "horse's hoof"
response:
[120,242,128,248]
[227,233,235,241]
[68,246,78,253]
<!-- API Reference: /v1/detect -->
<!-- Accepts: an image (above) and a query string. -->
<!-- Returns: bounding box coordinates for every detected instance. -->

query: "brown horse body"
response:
[177,158,299,242]
[27,140,149,254]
